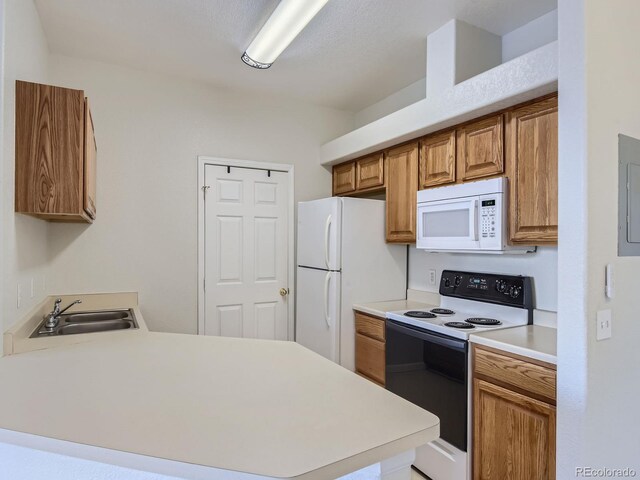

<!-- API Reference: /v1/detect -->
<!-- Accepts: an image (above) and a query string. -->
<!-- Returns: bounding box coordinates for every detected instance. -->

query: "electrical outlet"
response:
[596,309,612,340]
[429,269,437,285]
[16,283,22,309]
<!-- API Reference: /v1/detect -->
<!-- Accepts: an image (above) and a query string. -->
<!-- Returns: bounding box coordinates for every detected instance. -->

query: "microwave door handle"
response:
[470,199,479,241]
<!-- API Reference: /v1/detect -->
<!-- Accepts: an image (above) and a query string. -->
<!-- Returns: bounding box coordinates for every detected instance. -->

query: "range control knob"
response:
[444,278,451,288]
[454,275,462,287]
[495,280,507,293]
[509,285,522,298]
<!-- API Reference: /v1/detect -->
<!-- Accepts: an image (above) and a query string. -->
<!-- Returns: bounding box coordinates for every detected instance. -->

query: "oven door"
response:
[417,197,479,251]
[385,319,468,452]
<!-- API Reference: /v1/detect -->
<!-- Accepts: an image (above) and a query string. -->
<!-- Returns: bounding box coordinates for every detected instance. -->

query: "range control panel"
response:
[439,270,534,310]
[480,198,497,239]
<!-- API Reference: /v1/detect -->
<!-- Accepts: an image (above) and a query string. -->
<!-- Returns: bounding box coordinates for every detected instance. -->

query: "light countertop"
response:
[0,332,439,479]
[353,300,433,319]
[352,290,439,319]
[469,325,557,365]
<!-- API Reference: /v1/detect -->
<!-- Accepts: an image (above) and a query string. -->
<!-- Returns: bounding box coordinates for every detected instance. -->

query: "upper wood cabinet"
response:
[457,114,504,182]
[330,94,558,246]
[473,345,557,480]
[419,130,456,188]
[333,154,385,196]
[83,98,97,220]
[15,81,97,223]
[356,153,385,191]
[386,142,419,243]
[332,161,356,195]
[507,96,558,245]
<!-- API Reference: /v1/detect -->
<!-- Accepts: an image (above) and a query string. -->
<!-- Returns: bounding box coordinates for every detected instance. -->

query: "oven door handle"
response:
[386,320,468,352]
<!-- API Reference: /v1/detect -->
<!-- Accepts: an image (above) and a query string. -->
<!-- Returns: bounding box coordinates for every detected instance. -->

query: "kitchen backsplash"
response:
[408,246,558,312]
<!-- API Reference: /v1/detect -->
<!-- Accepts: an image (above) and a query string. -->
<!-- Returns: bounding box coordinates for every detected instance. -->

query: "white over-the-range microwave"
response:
[417,177,534,254]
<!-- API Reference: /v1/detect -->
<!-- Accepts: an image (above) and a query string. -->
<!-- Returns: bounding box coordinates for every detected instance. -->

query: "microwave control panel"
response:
[480,198,497,239]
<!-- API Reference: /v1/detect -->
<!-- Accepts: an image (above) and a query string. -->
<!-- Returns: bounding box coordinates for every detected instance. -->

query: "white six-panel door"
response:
[204,164,289,340]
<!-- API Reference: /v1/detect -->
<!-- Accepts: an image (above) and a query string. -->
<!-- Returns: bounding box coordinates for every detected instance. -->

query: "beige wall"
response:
[2,0,51,354]
[558,0,640,475]
[45,54,353,334]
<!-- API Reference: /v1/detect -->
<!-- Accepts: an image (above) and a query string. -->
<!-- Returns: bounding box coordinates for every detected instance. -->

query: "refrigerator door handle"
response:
[324,272,331,328]
[324,214,332,269]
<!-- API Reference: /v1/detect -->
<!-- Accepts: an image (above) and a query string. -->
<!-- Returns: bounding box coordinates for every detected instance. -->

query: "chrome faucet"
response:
[44,298,82,329]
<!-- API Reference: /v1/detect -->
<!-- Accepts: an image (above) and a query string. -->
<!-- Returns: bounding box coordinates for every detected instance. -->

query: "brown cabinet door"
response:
[457,115,504,181]
[333,162,356,195]
[506,96,558,244]
[356,153,385,191]
[355,333,385,385]
[84,98,97,220]
[386,142,419,243]
[419,130,456,188]
[15,80,91,222]
[474,379,556,480]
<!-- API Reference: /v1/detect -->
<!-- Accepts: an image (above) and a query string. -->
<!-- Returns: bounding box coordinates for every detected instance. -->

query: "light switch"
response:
[429,269,437,285]
[596,309,612,340]
[605,264,614,299]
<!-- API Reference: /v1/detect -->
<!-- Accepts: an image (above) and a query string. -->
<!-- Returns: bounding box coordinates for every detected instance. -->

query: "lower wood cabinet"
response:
[354,311,385,386]
[473,346,556,480]
[385,142,419,243]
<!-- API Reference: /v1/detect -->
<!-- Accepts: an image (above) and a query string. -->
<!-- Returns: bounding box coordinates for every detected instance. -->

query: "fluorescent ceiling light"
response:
[242,0,330,69]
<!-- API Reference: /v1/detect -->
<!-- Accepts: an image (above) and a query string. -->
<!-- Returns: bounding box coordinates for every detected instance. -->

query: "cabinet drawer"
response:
[474,346,556,402]
[355,333,385,385]
[333,162,356,195]
[355,312,385,341]
[356,153,385,191]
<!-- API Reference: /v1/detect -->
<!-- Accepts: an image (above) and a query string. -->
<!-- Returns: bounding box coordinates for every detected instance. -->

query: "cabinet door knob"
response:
[279,288,289,297]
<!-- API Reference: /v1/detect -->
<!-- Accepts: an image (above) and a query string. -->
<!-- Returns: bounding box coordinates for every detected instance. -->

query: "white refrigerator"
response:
[296,197,407,371]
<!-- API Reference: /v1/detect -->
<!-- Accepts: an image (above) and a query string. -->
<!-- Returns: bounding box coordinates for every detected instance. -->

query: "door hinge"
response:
[203,278,206,291]
[202,185,210,199]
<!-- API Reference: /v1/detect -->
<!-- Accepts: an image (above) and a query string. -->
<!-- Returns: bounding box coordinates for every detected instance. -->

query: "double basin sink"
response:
[30,309,138,338]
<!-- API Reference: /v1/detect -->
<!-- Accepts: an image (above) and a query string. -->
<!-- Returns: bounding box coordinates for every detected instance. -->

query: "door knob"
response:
[280,288,289,297]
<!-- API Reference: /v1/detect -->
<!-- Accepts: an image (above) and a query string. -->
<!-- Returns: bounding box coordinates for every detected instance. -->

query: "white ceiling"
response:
[35,0,557,112]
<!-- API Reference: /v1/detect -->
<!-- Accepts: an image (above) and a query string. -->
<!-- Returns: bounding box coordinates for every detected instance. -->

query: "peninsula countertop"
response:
[0,332,440,479]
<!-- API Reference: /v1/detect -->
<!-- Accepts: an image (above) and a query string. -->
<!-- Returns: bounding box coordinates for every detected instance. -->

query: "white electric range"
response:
[384,270,535,480]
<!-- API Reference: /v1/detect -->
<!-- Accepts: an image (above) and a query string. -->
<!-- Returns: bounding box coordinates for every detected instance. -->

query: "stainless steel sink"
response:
[57,319,134,335]
[30,309,139,338]
[64,311,129,323]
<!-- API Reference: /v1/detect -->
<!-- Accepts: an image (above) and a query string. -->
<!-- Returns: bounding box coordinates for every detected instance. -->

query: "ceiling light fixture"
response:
[241,0,330,69]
